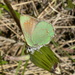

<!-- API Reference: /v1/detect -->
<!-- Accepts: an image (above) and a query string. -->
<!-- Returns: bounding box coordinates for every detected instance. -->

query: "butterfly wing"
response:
[32,21,55,46]
[20,15,38,47]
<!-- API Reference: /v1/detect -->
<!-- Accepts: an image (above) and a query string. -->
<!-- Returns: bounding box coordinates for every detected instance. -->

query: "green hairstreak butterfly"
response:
[20,15,55,48]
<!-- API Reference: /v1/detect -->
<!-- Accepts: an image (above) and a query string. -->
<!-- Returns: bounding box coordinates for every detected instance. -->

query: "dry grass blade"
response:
[0,0,75,75]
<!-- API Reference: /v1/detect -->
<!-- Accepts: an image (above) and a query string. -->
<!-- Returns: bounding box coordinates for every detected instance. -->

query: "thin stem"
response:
[22,60,29,75]
[3,0,21,29]
[15,45,25,75]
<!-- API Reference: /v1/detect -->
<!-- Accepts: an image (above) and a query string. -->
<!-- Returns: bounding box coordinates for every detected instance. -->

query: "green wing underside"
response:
[31,21,55,46]
[20,15,54,47]
[22,21,54,47]
[24,32,35,46]
[20,15,35,46]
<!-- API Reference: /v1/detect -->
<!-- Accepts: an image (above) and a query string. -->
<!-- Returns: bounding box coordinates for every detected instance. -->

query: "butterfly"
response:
[20,15,55,51]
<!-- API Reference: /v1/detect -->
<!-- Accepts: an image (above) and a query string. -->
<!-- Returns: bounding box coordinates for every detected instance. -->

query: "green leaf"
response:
[62,0,75,10]
[30,46,59,71]
[0,9,2,18]
[0,4,20,19]
[0,3,9,11]
[0,60,8,65]
[66,0,75,10]
[0,54,8,65]
[0,30,2,35]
